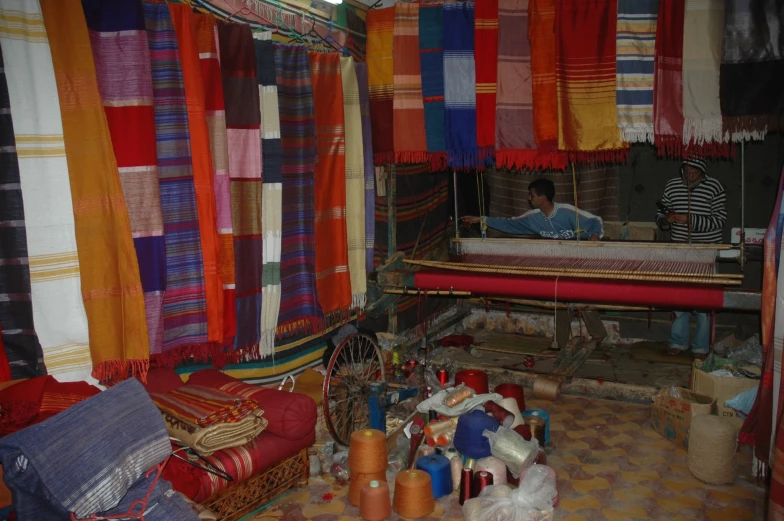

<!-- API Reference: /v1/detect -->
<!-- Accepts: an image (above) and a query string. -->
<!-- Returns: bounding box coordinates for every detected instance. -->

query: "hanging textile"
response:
[170,3,224,346]
[341,57,367,310]
[720,0,784,141]
[653,0,685,156]
[366,7,395,165]
[443,1,479,169]
[0,325,10,382]
[346,8,367,62]
[0,42,44,379]
[768,188,784,517]
[145,2,209,364]
[355,63,376,274]
[254,33,283,357]
[0,0,91,383]
[528,0,559,154]
[475,0,498,165]
[274,43,321,336]
[309,52,351,323]
[418,3,446,172]
[615,0,658,143]
[83,0,166,356]
[42,0,150,383]
[392,2,428,164]
[555,0,626,162]
[216,22,263,356]
[192,14,236,347]
[682,0,729,155]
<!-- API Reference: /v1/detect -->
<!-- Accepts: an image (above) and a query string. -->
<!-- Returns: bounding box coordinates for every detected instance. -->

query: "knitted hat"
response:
[681,155,707,175]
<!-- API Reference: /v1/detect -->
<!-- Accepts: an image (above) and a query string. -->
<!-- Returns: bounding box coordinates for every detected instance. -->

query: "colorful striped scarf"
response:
[170,4,224,347]
[615,0,658,144]
[475,0,498,165]
[309,52,351,322]
[84,0,166,357]
[150,385,260,427]
[366,7,395,165]
[529,0,560,153]
[0,0,92,384]
[653,0,685,156]
[392,3,428,165]
[254,34,283,358]
[355,63,376,274]
[443,1,479,169]
[216,22,263,357]
[193,14,236,347]
[341,57,367,310]
[418,3,446,172]
[0,43,43,379]
[145,2,209,363]
[43,0,150,383]
[555,0,626,162]
[274,44,321,336]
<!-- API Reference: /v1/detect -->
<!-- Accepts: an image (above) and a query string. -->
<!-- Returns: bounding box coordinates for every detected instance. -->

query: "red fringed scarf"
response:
[475,0,498,165]
[367,7,395,165]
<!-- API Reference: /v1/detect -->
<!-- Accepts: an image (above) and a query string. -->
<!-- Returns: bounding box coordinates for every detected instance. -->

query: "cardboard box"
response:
[691,361,759,428]
[650,387,716,449]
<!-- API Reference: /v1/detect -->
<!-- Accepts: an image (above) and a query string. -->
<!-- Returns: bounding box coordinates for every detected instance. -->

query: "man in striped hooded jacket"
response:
[655,155,727,359]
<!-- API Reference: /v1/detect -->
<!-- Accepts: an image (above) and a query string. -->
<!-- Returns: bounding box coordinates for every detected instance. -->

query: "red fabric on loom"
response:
[475,0,499,163]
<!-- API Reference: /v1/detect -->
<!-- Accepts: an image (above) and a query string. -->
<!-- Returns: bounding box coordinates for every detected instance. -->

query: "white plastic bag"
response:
[483,426,539,478]
[462,465,557,521]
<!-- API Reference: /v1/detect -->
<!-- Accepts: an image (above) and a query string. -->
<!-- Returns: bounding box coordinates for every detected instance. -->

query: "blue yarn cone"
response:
[453,409,499,459]
[416,454,452,499]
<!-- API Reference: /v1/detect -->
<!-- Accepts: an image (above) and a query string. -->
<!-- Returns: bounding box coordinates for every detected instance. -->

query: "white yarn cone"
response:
[497,397,524,428]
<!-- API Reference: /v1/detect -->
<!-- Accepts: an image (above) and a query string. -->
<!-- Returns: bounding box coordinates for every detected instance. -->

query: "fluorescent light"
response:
[323,0,343,4]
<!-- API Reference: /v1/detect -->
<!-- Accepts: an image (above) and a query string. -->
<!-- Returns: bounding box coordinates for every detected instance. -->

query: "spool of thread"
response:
[523,409,550,445]
[476,456,507,485]
[494,383,526,413]
[463,458,476,471]
[527,416,546,447]
[349,471,387,506]
[454,369,489,394]
[348,429,388,474]
[458,468,472,505]
[453,410,499,460]
[359,480,391,521]
[497,397,524,428]
[444,386,473,407]
[471,470,493,497]
[415,454,452,499]
[533,375,561,401]
[435,431,453,447]
[437,369,449,386]
[450,455,463,491]
[424,417,458,437]
[393,470,435,518]
[514,423,532,441]
[425,435,438,448]
[483,400,514,428]
[687,414,737,484]
[445,447,460,461]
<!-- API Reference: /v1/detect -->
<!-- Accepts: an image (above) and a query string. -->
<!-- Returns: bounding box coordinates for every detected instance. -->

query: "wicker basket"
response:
[201,447,310,521]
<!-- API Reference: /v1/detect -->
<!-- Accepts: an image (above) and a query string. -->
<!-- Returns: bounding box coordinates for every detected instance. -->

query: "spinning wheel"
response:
[322,333,386,446]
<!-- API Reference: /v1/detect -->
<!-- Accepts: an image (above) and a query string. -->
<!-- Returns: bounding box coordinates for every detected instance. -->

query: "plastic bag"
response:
[483,426,539,478]
[726,386,758,418]
[416,386,503,417]
[329,451,349,481]
[726,334,763,368]
[462,465,556,521]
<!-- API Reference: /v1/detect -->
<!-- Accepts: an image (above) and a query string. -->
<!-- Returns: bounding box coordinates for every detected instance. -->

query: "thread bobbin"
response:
[393,470,435,518]
[533,375,561,401]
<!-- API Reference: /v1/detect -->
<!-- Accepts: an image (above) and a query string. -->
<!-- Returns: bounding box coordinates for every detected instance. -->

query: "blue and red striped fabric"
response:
[419,3,446,172]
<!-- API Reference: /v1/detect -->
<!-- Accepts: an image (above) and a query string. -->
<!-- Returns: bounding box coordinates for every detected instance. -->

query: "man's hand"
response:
[462,216,481,225]
[589,234,600,241]
[673,213,688,225]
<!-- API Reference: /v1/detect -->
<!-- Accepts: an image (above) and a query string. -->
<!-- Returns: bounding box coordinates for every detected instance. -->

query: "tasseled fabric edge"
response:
[373,151,396,166]
[395,151,430,164]
[495,149,569,171]
[654,135,735,159]
[428,152,447,172]
[93,358,150,386]
[565,147,630,165]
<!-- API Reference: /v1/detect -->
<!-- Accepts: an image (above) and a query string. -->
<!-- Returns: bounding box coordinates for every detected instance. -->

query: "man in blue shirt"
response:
[461,178,604,240]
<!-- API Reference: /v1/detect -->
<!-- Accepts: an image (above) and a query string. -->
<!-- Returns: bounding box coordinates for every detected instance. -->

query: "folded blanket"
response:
[164,409,267,456]
[151,384,260,427]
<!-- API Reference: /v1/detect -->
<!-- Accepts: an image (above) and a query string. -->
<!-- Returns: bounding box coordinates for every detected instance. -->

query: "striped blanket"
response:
[475,0,499,165]
[443,1,479,169]
[151,384,260,427]
[418,3,446,172]
[170,4,224,346]
[0,43,43,379]
[355,63,376,274]
[193,14,236,346]
[145,2,209,363]
[217,22,263,356]
[274,44,321,336]
[0,0,92,383]
[366,7,395,165]
[529,0,560,153]
[653,0,685,156]
[254,34,283,358]
[310,52,351,322]
[555,0,626,162]
[341,57,367,310]
[615,0,658,143]
[392,3,428,164]
[85,0,167,357]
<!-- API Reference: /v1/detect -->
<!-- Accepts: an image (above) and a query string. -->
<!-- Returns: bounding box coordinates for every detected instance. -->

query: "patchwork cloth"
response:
[528,0,560,153]
[84,0,166,356]
[615,0,658,143]
[0,41,44,379]
[145,2,209,362]
[150,384,260,428]
[193,13,237,346]
[366,7,395,165]
[475,0,499,165]
[418,3,447,172]
[355,63,376,274]
[44,0,150,383]
[0,0,92,383]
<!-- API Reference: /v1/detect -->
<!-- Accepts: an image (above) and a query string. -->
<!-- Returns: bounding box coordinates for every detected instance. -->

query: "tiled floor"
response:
[250,395,764,521]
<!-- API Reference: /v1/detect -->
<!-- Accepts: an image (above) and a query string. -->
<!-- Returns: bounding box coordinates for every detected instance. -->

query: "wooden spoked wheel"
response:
[322,333,386,446]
